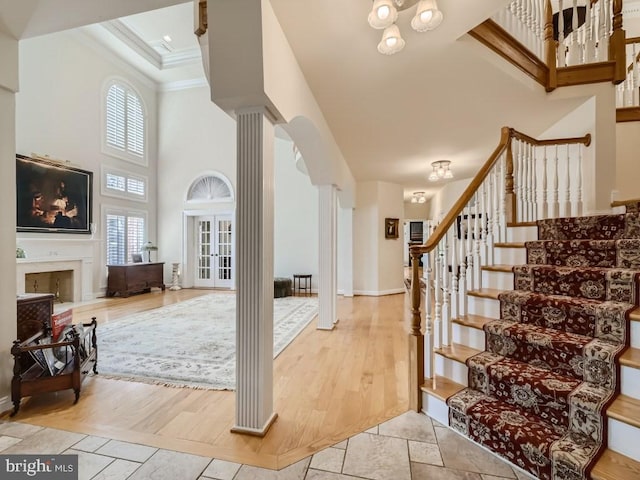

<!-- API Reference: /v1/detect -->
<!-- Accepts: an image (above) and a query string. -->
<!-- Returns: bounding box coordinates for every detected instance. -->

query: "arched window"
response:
[104,80,146,164]
[187,174,234,203]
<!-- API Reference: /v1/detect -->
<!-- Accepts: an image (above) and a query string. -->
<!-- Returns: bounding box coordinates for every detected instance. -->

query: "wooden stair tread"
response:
[493,242,526,248]
[468,288,504,300]
[420,376,465,401]
[591,448,640,480]
[507,221,537,227]
[607,394,640,429]
[434,343,481,364]
[631,307,640,322]
[453,314,494,330]
[620,347,640,369]
[481,264,513,273]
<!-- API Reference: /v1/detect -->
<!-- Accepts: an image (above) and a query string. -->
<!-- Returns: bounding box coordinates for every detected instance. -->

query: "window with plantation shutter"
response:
[102,166,147,202]
[105,208,147,265]
[104,80,146,165]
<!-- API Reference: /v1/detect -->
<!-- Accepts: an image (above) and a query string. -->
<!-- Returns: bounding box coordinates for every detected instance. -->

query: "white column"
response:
[0,31,19,414]
[232,107,277,436]
[338,207,354,298]
[318,184,337,330]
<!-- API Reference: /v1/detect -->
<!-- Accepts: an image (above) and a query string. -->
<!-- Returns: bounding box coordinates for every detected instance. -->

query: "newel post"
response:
[505,131,517,224]
[610,0,626,84]
[544,0,557,91]
[409,248,424,412]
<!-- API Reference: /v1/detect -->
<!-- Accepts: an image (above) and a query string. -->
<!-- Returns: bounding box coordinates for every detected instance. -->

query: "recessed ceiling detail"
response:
[101,19,201,71]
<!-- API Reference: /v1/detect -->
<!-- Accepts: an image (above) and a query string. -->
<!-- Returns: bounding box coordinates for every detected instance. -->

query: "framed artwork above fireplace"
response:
[16,154,93,234]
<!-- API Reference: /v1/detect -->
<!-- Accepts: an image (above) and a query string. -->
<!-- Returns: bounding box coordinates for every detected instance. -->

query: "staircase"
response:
[420,210,640,480]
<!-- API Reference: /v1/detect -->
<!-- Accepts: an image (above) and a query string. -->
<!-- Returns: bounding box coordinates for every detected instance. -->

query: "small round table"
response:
[293,274,312,296]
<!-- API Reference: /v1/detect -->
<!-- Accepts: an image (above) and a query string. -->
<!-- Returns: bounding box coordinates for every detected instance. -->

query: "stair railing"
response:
[485,0,626,91]
[408,126,591,411]
[617,36,640,107]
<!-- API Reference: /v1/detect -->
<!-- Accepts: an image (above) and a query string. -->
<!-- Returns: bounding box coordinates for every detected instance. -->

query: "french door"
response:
[194,215,233,288]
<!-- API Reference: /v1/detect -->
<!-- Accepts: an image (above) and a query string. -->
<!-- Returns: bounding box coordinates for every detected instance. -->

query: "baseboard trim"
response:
[354,288,406,297]
[230,412,278,437]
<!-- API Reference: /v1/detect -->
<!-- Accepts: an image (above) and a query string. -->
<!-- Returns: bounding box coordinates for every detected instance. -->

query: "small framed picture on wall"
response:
[385,218,399,239]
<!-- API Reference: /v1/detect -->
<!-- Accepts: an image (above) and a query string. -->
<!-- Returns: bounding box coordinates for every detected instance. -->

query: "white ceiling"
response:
[5,0,634,201]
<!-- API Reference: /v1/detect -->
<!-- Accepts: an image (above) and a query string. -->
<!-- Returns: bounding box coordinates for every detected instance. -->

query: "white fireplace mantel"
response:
[16,257,93,303]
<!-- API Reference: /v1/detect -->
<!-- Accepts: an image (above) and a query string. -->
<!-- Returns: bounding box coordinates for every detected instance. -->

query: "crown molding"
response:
[101,19,201,71]
[72,27,158,91]
[102,19,162,69]
[160,77,209,92]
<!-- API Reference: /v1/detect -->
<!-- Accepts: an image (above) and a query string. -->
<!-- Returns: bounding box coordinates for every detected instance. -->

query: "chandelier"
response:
[428,160,453,181]
[368,0,444,55]
[411,191,427,203]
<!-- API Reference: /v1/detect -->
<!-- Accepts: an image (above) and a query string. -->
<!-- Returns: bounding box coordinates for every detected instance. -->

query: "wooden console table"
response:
[106,262,165,297]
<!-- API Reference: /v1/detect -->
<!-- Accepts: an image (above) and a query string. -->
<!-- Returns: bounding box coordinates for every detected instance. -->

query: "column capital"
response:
[234,105,279,124]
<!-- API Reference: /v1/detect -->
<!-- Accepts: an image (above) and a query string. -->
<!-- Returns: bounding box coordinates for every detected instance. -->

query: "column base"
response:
[317,320,337,331]
[230,412,278,437]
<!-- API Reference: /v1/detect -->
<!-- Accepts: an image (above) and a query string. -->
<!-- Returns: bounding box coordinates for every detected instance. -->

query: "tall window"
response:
[104,81,146,164]
[105,209,146,265]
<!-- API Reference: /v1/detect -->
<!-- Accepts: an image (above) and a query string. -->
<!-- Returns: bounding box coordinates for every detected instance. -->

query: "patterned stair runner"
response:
[447,212,640,480]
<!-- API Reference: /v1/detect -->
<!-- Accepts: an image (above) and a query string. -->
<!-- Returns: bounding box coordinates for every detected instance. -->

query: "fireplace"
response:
[25,270,74,303]
[17,258,86,303]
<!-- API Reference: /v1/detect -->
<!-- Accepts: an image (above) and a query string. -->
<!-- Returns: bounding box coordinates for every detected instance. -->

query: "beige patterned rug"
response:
[97,294,318,390]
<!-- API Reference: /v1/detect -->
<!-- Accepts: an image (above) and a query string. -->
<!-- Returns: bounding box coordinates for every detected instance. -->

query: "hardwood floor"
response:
[2,290,410,469]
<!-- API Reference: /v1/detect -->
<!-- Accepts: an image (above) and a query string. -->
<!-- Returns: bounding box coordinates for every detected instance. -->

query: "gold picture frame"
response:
[385,218,399,239]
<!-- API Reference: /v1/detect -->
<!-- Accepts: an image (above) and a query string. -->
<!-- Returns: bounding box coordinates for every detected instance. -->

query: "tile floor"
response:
[0,411,536,480]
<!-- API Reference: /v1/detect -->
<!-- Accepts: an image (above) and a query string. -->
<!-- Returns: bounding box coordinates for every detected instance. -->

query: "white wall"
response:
[615,122,640,200]
[428,178,473,222]
[404,201,430,221]
[545,83,616,214]
[157,86,237,286]
[353,181,404,295]
[157,86,319,289]
[273,137,319,290]
[16,30,159,296]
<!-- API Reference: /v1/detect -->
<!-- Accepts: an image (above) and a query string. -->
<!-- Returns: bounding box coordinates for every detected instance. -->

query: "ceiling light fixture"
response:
[428,160,453,181]
[368,0,443,55]
[163,34,173,43]
[411,191,427,203]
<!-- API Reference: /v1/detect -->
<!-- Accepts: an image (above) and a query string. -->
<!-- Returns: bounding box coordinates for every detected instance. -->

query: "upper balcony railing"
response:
[471,0,626,92]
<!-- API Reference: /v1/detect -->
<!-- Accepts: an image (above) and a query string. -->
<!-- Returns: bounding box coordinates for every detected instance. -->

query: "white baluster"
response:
[600,0,610,61]
[542,146,549,219]
[473,192,481,290]
[466,203,475,293]
[442,232,450,347]
[486,168,495,265]
[434,241,442,350]
[424,251,433,380]
[566,0,580,65]
[516,140,524,221]
[576,144,583,216]
[458,218,468,317]
[532,144,538,221]
[451,229,459,321]
[553,145,560,218]
[481,180,489,267]
[500,156,508,242]
[584,0,595,62]
[493,161,501,243]
[565,144,572,217]
[558,0,566,67]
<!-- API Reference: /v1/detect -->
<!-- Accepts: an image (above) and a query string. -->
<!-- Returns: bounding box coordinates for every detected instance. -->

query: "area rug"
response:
[97,294,318,390]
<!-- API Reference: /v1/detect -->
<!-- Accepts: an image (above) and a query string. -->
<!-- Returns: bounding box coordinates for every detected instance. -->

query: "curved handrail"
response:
[409,127,591,259]
[409,127,510,260]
